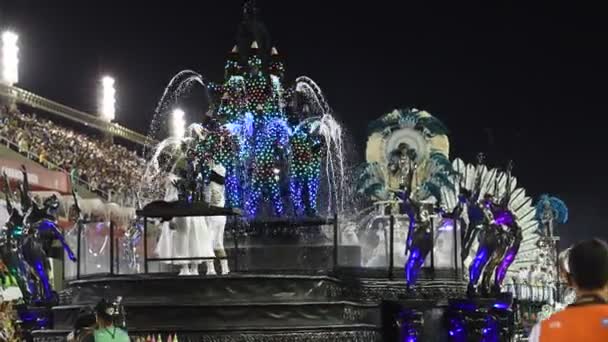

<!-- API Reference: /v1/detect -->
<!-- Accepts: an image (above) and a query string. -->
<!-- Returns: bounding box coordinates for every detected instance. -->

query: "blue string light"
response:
[191,48,323,217]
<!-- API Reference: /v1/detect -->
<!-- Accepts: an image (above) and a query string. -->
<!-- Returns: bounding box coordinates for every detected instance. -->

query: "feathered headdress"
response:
[535,194,568,224]
[355,162,391,201]
[367,108,449,137]
[359,108,454,204]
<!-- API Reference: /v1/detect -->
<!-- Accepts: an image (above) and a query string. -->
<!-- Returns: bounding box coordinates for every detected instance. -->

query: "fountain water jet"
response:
[139,24,348,220]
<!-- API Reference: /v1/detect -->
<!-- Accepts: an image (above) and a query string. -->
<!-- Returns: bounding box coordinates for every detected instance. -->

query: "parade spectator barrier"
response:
[1,133,106,199]
[0,154,70,193]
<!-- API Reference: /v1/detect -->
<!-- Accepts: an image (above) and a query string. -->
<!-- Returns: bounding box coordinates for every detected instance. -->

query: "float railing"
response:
[229,214,339,273]
[65,220,116,281]
[137,202,242,274]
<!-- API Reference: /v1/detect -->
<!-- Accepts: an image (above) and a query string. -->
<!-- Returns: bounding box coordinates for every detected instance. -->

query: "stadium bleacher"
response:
[0,105,146,204]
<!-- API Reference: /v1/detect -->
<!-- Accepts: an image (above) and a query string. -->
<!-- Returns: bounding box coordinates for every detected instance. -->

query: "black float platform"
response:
[34,273,382,342]
[31,271,470,342]
[61,274,344,305]
[33,203,478,341]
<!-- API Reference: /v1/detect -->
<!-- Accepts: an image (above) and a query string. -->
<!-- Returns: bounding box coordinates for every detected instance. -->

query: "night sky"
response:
[2,1,606,246]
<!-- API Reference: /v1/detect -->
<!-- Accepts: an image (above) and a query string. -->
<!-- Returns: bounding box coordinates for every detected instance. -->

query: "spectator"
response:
[93,300,130,342]
[38,148,48,166]
[529,238,608,341]
[17,134,28,154]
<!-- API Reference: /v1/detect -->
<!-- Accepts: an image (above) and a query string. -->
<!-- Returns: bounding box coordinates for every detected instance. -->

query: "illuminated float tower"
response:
[204,2,325,218]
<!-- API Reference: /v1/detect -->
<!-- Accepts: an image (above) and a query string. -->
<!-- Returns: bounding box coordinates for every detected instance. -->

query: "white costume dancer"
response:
[155,173,215,276]
[205,163,230,275]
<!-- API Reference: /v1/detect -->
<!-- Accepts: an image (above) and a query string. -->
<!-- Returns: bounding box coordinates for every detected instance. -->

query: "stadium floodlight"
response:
[1,31,19,85]
[100,76,116,122]
[171,108,186,139]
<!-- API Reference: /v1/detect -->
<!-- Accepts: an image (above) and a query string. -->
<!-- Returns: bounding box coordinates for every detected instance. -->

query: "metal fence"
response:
[64,214,347,279]
[62,209,465,280]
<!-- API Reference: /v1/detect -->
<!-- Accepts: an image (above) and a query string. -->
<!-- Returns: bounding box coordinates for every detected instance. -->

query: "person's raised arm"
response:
[2,172,13,214]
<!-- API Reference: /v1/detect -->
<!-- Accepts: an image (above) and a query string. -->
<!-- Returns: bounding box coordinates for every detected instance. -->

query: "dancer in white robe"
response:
[155,173,215,276]
[205,163,229,275]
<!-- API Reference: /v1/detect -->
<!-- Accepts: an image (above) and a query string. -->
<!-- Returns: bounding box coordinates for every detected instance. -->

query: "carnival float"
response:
[0,2,571,341]
[355,108,570,339]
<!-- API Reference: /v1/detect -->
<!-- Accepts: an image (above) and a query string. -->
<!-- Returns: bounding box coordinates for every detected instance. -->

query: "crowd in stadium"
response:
[0,105,146,201]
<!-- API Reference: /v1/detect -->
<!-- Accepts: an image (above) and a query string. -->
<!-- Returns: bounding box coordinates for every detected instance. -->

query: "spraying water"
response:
[146,70,207,151]
[141,73,348,218]
[294,77,345,214]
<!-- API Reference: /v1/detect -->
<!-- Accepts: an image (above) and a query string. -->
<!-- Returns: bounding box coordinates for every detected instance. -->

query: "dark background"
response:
[1,1,606,247]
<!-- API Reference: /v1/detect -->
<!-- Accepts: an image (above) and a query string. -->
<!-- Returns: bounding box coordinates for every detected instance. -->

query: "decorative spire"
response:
[242,0,258,22]
[476,152,485,165]
[502,160,514,206]
[231,45,238,53]
[236,0,272,61]
[271,47,279,56]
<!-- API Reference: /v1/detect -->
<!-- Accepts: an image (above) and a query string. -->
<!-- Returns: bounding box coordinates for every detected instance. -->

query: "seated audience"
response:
[0,105,148,201]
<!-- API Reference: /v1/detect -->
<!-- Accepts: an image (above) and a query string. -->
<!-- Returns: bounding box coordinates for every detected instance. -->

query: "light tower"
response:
[99,75,116,144]
[100,76,116,122]
[1,31,19,86]
[171,108,186,139]
[0,31,19,111]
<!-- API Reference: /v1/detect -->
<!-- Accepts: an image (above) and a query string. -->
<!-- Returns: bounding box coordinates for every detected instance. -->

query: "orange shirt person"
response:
[529,239,608,341]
